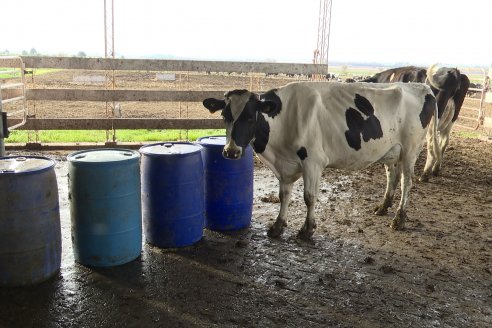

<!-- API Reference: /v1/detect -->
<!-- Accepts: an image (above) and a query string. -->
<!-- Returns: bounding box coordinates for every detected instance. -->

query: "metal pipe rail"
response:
[1,83,24,89]
[2,56,328,137]
[0,56,28,132]
[18,56,328,75]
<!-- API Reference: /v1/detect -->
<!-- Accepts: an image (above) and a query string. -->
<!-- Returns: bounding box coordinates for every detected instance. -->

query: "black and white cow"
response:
[203,82,439,240]
[362,65,470,180]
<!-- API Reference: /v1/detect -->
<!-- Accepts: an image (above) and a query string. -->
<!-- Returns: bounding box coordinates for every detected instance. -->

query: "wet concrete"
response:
[0,138,491,327]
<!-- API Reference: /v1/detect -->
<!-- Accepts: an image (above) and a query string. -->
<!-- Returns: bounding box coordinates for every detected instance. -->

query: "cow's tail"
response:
[430,96,441,165]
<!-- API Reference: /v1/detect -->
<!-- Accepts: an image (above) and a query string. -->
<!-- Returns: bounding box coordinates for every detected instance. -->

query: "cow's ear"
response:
[257,100,277,114]
[203,98,226,113]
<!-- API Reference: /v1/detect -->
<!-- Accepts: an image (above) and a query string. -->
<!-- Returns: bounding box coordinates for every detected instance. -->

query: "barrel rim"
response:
[67,148,140,164]
[0,155,56,175]
[197,135,226,148]
[139,141,203,157]
[197,135,252,151]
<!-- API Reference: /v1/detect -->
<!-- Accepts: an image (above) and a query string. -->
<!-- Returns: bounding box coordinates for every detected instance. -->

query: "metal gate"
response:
[456,67,490,130]
[0,56,28,155]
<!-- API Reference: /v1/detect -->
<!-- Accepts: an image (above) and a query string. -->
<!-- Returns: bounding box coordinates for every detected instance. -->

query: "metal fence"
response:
[1,56,490,150]
[455,67,490,131]
[1,56,326,136]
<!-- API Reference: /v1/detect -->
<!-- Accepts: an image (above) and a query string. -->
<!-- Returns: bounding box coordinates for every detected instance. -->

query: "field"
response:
[0,69,491,327]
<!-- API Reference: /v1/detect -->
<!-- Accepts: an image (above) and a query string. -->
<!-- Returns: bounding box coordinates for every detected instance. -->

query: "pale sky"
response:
[1,0,491,67]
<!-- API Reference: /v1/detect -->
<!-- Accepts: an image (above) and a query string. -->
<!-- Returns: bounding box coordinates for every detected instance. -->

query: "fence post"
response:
[0,88,5,156]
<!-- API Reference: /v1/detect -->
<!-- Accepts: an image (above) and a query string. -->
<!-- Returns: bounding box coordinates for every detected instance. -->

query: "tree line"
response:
[1,49,87,57]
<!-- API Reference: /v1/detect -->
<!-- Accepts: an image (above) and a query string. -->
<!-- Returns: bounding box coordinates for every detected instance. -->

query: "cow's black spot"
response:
[222,103,233,122]
[260,89,282,118]
[231,95,259,147]
[253,113,270,153]
[296,147,308,160]
[362,115,384,142]
[345,107,364,150]
[451,74,470,122]
[344,94,383,151]
[435,90,455,119]
[419,94,436,128]
[354,93,375,116]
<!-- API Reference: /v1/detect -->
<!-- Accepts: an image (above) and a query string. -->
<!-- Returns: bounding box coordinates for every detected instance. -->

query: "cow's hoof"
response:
[390,209,407,230]
[432,166,441,177]
[419,173,430,182]
[373,204,388,216]
[267,221,286,238]
[296,223,316,241]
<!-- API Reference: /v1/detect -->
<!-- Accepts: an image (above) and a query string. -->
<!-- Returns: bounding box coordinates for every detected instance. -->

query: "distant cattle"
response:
[203,82,439,239]
[362,65,469,180]
[467,82,484,98]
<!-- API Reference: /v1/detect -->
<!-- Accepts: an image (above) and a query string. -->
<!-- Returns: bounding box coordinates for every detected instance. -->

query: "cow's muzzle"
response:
[222,147,242,159]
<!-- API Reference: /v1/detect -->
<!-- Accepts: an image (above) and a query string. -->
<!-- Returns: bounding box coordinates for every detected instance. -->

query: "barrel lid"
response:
[67,149,140,163]
[197,136,226,146]
[139,142,202,155]
[0,156,55,173]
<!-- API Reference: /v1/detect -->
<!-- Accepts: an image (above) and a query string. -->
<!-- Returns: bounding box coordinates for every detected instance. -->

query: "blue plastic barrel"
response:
[198,136,253,231]
[0,156,61,286]
[140,142,204,248]
[67,149,142,267]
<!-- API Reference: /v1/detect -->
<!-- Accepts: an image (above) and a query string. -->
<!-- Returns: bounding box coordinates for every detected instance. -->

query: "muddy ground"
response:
[0,134,491,328]
[0,71,491,327]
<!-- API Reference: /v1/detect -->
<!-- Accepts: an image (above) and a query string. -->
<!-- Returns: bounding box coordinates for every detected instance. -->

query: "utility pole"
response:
[0,88,5,156]
[104,0,118,144]
[313,0,333,75]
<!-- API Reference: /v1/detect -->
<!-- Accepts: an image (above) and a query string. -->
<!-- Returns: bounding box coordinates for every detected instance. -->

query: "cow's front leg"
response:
[297,167,321,240]
[267,181,293,238]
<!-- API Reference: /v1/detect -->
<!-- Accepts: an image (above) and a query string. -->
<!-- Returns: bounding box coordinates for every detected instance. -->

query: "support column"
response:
[0,88,5,156]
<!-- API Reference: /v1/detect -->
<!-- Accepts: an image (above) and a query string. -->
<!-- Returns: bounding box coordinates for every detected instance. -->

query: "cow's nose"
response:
[222,148,241,159]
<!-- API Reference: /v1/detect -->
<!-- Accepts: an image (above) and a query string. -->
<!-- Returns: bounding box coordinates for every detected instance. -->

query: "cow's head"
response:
[426,64,462,118]
[203,89,276,159]
[426,64,461,93]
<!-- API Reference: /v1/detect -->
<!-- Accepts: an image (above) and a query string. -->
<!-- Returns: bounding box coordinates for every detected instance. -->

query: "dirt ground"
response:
[0,71,491,327]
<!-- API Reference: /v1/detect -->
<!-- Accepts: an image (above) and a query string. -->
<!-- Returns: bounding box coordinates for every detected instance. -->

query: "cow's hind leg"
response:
[297,165,322,241]
[420,130,437,182]
[374,163,400,216]
[267,181,294,238]
[432,123,453,176]
[374,145,402,216]
[392,155,418,230]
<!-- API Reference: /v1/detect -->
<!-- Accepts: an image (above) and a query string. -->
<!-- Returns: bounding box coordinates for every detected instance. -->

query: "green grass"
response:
[454,130,481,139]
[5,129,226,143]
[0,68,59,78]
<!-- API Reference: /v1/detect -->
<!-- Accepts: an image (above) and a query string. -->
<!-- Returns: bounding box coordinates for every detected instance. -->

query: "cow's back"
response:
[266,82,433,170]
[363,67,426,83]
